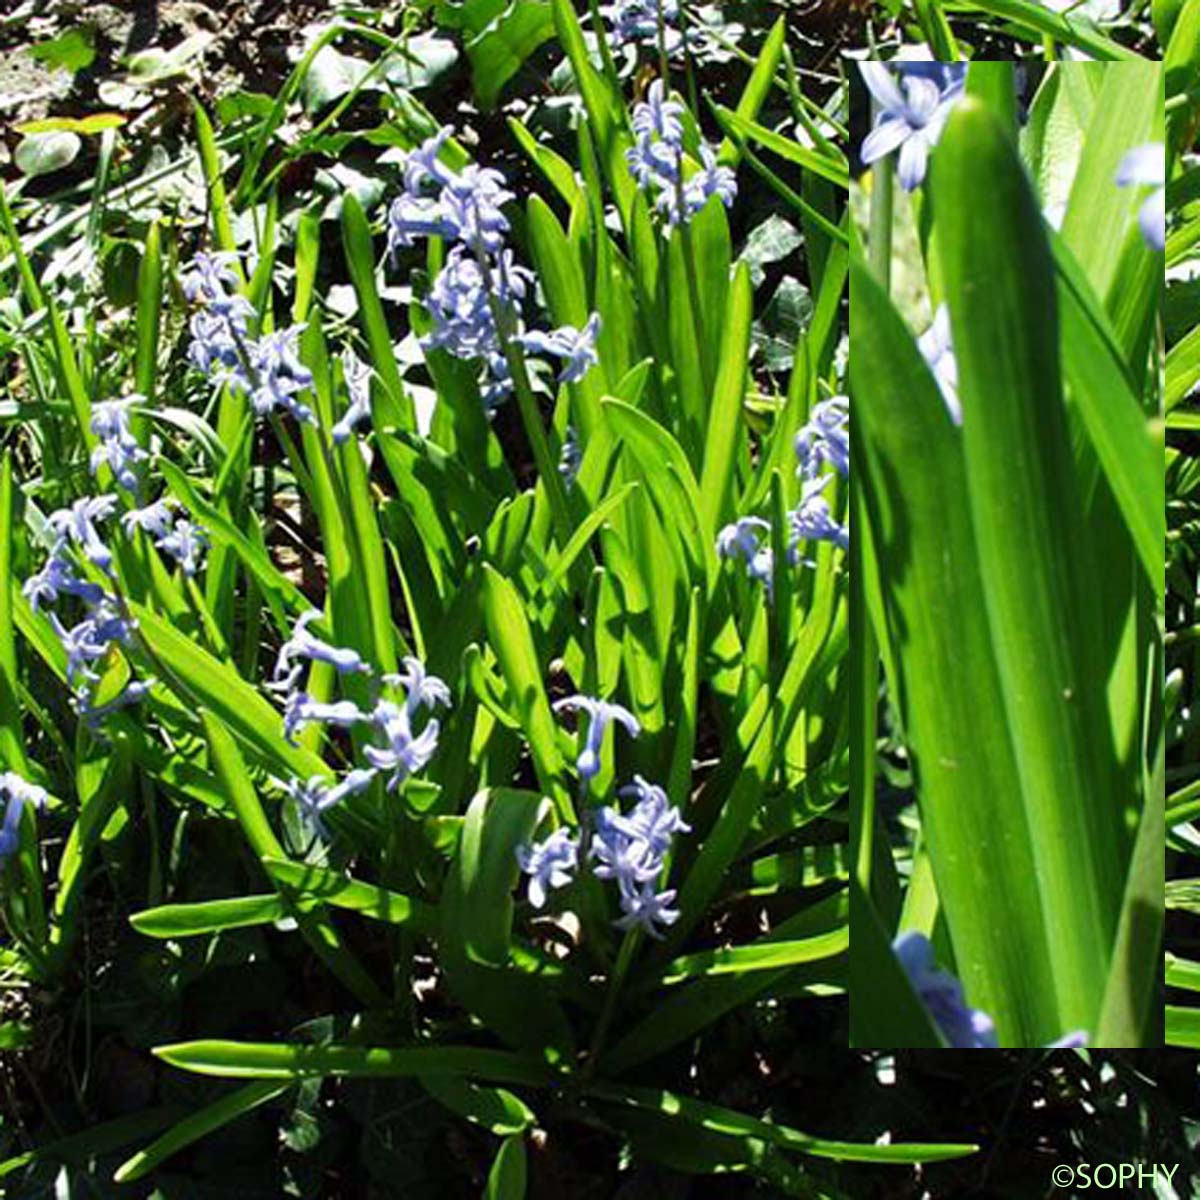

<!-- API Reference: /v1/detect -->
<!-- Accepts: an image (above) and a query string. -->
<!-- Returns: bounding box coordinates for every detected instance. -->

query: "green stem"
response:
[584,928,641,1074]
[868,154,894,288]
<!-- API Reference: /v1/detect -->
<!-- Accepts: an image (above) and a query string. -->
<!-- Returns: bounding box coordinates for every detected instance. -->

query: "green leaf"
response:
[134,221,163,405]
[133,605,319,780]
[850,254,1059,1044]
[438,788,576,1062]
[713,107,849,191]
[480,566,569,810]
[28,26,96,73]
[16,113,124,135]
[14,132,81,178]
[114,1082,289,1182]
[933,97,1126,1033]
[485,1135,528,1199]
[154,1040,554,1086]
[342,192,414,428]
[849,881,943,1050]
[201,711,386,1007]
[548,0,635,228]
[699,262,752,538]
[130,894,292,938]
[659,929,847,985]
[468,2,554,109]
[716,18,786,168]
[951,0,1141,58]
[261,857,437,933]
[585,1082,978,1164]
[420,1074,535,1135]
[1167,1006,1200,1047]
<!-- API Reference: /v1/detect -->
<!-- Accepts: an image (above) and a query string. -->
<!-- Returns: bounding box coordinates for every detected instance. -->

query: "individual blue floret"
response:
[716,516,774,596]
[47,495,119,574]
[271,610,371,694]
[331,350,374,445]
[519,314,602,384]
[90,397,148,493]
[384,657,452,719]
[516,827,580,909]
[789,475,848,558]
[0,772,49,864]
[288,767,378,835]
[282,692,373,746]
[157,519,209,578]
[23,542,105,611]
[363,699,442,791]
[552,694,641,784]
[49,598,134,689]
[894,932,1089,1048]
[858,62,963,192]
[795,397,849,480]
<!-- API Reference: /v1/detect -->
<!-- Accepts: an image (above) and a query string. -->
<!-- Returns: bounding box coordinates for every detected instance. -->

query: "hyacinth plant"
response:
[0,4,988,1191]
[1165,34,1200,1048]
[851,59,1164,1049]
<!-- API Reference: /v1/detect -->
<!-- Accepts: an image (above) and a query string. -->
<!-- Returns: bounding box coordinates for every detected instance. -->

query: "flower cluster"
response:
[124,498,210,577]
[0,771,49,866]
[90,397,147,494]
[894,932,1088,1049]
[717,517,775,595]
[386,128,601,412]
[593,776,690,935]
[858,61,965,192]
[270,610,450,825]
[717,398,849,595]
[601,0,685,54]
[1116,143,1165,253]
[794,396,849,479]
[599,1,742,61]
[24,497,149,726]
[517,694,687,938]
[184,252,315,425]
[917,304,961,425]
[626,81,737,227]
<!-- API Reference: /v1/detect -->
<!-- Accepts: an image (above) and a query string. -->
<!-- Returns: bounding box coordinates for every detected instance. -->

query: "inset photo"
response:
[850,60,1164,1049]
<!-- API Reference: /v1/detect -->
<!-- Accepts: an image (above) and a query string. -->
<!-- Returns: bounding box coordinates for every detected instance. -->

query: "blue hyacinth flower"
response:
[858,62,962,192]
[520,314,602,384]
[789,475,849,558]
[271,610,371,694]
[0,772,49,865]
[331,350,374,445]
[384,657,452,718]
[516,827,580,908]
[716,516,775,597]
[894,932,1089,1049]
[795,397,850,481]
[364,699,442,791]
[553,694,641,784]
[47,495,119,574]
